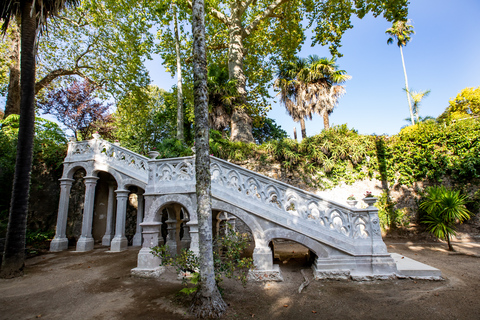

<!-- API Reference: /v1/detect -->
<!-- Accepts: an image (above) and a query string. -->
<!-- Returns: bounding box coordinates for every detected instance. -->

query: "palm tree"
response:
[0,0,79,278]
[275,57,310,139]
[207,64,238,137]
[386,20,415,125]
[406,89,431,123]
[275,56,350,138]
[304,55,351,130]
[420,186,471,251]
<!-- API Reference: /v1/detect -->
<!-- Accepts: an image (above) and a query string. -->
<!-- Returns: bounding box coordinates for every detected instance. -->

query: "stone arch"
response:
[91,167,124,189]
[64,162,93,179]
[145,194,195,223]
[262,227,330,258]
[211,198,265,248]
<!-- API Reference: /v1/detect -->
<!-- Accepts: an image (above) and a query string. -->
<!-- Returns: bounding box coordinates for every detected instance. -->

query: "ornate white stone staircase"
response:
[52,137,440,280]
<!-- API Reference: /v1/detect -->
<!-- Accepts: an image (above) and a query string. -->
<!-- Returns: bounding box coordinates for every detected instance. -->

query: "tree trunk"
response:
[400,46,415,125]
[191,0,227,317]
[322,110,330,130]
[1,1,37,279]
[174,3,184,142]
[4,20,21,117]
[299,118,306,139]
[447,236,455,252]
[228,16,254,143]
[293,127,297,141]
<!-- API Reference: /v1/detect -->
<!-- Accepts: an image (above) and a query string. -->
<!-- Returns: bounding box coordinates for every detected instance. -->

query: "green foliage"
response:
[213,225,253,287]
[113,86,178,153]
[375,190,410,231]
[0,115,67,237]
[252,118,288,144]
[438,86,480,122]
[420,186,471,250]
[151,224,253,295]
[26,230,55,246]
[208,119,480,193]
[154,138,193,159]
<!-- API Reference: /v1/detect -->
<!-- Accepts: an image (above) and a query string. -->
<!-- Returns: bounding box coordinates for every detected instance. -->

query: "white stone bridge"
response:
[50,135,400,280]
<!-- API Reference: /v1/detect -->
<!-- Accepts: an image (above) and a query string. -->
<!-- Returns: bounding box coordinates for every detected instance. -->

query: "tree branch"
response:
[35,68,96,94]
[244,0,289,37]
[186,0,230,26]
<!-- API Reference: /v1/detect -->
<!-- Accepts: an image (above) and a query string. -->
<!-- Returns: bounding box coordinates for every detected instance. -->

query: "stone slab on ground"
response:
[391,252,442,279]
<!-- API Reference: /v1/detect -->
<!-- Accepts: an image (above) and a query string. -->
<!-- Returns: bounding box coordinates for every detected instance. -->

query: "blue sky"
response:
[147,0,480,137]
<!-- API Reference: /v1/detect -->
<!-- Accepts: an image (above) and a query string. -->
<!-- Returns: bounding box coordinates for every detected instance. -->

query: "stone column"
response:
[248,245,283,281]
[110,189,130,252]
[131,221,165,278]
[187,221,199,255]
[101,184,116,246]
[76,176,99,252]
[165,216,177,256]
[132,192,144,246]
[180,218,191,250]
[50,178,75,252]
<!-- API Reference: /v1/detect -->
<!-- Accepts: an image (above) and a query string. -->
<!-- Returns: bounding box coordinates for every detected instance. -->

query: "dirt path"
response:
[1,240,479,320]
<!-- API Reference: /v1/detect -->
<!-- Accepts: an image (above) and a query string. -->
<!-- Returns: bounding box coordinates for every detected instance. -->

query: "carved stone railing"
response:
[65,136,149,183]
[147,156,384,256]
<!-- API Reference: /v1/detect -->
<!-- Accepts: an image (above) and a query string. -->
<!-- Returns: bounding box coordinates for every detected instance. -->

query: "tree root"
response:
[190,288,227,318]
[298,269,311,293]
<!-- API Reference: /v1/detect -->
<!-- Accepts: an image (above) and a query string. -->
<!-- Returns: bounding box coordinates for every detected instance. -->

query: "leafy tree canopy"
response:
[438,86,480,122]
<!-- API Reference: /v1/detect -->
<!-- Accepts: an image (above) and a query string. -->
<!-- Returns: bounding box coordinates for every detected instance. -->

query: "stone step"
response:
[390,253,442,280]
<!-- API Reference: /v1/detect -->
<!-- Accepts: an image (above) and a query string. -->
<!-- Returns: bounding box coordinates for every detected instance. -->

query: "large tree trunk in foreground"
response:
[174,3,184,142]
[1,1,37,278]
[191,0,227,317]
[4,21,21,117]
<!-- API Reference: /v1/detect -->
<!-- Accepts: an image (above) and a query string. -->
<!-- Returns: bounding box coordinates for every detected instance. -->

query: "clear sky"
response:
[146,0,480,138]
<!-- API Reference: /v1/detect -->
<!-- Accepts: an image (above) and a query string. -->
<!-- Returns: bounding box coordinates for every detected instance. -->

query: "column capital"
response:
[59,178,75,186]
[84,176,99,183]
[115,189,130,196]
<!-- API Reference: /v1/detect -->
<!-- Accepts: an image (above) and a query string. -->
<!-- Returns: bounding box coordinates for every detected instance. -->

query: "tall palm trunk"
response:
[322,110,330,130]
[191,0,227,316]
[299,118,306,139]
[4,20,21,117]
[173,3,184,142]
[1,1,37,278]
[400,46,414,125]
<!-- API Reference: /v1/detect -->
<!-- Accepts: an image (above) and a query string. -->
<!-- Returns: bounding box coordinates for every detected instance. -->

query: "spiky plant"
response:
[420,186,471,251]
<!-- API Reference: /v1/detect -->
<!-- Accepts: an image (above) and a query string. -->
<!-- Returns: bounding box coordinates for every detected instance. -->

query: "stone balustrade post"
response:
[132,192,144,246]
[110,189,130,252]
[76,176,99,252]
[101,184,116,246]
[180,218,191,250]
[50,178,75,252]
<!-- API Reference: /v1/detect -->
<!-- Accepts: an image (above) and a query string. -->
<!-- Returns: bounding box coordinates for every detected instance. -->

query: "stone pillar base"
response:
[76,237,94,252]
[102,234,114,246]
[248,264,283,282]
[132,233,142,247]
[131,266,165,278]
[131,247,164,278]
[110,236,128,252]
[50,237,69,252]
[312,255,398,280]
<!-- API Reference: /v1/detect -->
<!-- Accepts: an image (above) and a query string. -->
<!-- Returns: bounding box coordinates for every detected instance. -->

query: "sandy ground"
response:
[1,239,480,320]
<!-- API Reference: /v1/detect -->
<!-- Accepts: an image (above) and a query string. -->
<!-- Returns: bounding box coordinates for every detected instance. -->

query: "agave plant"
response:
[420,186,471,251]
